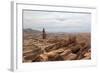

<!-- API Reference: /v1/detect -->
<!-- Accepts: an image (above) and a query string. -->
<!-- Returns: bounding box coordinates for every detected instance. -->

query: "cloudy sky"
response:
[23,10,91,33]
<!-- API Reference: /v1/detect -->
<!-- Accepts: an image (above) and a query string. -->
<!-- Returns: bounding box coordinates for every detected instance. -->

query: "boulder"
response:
[63,53,77,60]
[60,49,72,56]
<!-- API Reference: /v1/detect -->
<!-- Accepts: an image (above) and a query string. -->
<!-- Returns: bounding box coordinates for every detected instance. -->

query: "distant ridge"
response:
[23,28,41,34]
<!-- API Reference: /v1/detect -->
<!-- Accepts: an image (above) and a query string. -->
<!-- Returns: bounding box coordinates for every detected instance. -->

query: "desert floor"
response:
[23,29,91,62]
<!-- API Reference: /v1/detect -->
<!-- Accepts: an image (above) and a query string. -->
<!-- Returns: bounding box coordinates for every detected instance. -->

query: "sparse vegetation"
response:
[23,29,91,62]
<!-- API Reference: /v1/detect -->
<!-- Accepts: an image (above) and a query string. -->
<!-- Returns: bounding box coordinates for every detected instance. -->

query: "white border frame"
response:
[11,1,97,72]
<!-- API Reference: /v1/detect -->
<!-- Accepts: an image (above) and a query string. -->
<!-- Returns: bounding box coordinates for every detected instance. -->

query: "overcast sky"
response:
[23,10,91,33]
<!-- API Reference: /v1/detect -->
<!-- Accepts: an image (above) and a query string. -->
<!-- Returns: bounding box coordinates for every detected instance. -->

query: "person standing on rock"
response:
[42,28,46,39]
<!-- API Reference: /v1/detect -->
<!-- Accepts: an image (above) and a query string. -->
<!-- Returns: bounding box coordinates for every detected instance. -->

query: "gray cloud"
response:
[23,10,91,32]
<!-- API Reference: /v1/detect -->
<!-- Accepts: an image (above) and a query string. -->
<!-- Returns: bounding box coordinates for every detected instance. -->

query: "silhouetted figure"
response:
[42,28,46,39]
